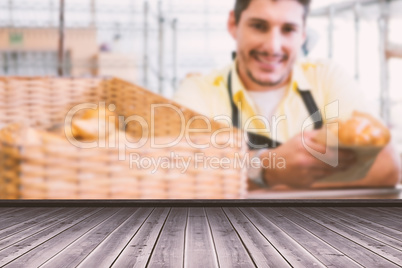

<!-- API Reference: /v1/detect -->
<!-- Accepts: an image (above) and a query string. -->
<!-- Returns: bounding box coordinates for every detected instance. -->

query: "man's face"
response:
[229,0,306,89]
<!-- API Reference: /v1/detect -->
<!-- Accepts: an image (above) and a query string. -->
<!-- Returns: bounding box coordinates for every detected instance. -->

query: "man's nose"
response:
[262,28,282,55]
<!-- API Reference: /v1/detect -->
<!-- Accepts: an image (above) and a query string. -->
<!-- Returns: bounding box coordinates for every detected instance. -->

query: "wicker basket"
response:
[0,77,247,199]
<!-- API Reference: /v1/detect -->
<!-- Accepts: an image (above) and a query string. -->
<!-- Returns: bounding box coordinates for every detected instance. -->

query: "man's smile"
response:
[250,50,288,71]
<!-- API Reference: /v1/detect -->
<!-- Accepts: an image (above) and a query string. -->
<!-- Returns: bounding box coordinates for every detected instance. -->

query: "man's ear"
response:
[227,10,237,40]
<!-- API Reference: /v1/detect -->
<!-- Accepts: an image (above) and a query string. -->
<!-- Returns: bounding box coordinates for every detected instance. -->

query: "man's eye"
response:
[283,26,296,33]
[251,23,267,31]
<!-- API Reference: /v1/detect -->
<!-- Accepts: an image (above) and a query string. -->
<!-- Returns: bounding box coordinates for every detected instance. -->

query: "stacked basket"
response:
[0,77,247,199]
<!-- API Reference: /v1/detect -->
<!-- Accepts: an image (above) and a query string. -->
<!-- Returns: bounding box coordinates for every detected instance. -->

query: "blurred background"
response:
[0,0,402,154]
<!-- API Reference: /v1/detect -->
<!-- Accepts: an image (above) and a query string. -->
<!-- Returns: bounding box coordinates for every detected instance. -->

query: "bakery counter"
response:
[247,184,402,199]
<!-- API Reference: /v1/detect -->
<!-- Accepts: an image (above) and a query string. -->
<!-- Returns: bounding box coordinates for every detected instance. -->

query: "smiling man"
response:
[174,0,401,189]
[233,0,305,91]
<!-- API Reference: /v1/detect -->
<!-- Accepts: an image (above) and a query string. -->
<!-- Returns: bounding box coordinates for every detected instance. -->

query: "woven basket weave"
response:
[0,77,247,199]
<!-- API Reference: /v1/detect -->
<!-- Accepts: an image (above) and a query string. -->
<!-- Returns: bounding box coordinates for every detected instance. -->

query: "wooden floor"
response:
[0,206,401,267]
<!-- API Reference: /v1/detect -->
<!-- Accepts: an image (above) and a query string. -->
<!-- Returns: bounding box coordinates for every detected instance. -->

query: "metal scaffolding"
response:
[311,0,402,126]
[141,0,179,94]
[0,0,181,95]
[57,0,65,76]
[4,0,402,110]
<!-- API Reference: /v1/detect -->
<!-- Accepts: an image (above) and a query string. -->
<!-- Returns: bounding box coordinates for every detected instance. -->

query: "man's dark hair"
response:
[234,0,312,24]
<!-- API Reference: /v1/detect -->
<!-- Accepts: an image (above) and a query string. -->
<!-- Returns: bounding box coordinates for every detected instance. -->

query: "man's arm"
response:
[311,143,401,189]
[258,130,401,189]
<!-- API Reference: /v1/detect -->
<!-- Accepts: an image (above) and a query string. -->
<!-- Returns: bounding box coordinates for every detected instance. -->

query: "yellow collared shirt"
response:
[173,59,371,144]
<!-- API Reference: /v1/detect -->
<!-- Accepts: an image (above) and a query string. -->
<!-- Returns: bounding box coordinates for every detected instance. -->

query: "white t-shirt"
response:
[247,86,287,124]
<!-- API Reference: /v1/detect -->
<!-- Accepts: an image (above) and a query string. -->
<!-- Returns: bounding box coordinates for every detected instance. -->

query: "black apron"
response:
[227,71,323,150]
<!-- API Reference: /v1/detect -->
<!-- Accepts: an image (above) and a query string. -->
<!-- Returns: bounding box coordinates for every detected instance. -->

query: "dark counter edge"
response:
[0,199,401,207]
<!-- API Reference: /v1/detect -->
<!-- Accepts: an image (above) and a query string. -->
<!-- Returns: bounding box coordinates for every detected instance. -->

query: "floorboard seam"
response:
[108,207,155,267]
[220,207,258,268]
[144,207,172,268]
[237,207,294,267]
[288,207,402,267]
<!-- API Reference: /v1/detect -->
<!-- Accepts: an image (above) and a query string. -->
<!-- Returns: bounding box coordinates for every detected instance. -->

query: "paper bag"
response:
[313,124,385,183]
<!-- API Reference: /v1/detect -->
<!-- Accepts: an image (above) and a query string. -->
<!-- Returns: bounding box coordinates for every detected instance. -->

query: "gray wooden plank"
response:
[371,207,402,220]
[0,208,42,223]
[205,208,255,268]
[254,207,362,268]
[0,207,27,217]
[41,207,139,268]
[183,207,219,268]
[272,207,399,268]
[296,207,402,265]
[337,207,402,231]
[362,208,402,222]
[147,207,187,268]
[330,207,402,240]
[0,208,86,250]
[0,208,19,213]
[373,207,402,212]
[222,207,290,267]
[112,207,170,268]
[309,207,402,248]
[0,207,110,267]
[239,207,325,268]
[0,208,67,240]
[78,207,154,268]
[0,208,55,229]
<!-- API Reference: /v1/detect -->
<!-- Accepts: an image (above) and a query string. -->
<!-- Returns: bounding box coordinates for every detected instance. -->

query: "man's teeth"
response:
[256,56,280,64]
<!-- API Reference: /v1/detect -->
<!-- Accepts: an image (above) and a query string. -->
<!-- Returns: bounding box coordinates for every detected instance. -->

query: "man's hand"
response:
[261,130,357,189]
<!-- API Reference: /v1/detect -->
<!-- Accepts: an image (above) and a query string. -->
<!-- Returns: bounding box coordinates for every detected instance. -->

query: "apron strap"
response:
[228,72,281,149]
[299,90,323,129]
[227,71,322,150]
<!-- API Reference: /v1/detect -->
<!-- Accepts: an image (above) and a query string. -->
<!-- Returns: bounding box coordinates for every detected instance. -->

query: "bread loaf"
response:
[71,106,119,141]
[333,111,390,146]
